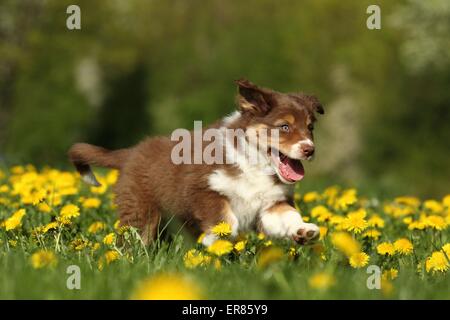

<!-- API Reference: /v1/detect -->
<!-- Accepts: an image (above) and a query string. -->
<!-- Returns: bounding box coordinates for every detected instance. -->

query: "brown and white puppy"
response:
[68,79,324,246]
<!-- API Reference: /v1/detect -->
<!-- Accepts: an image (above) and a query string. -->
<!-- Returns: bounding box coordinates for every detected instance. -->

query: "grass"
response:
[0,165,449,299]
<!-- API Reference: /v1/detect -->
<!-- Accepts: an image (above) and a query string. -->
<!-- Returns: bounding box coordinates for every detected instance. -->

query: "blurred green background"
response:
[0,0,449,197]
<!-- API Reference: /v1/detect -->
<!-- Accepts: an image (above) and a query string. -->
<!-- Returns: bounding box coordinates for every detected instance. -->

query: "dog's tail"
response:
[68,143,129,186]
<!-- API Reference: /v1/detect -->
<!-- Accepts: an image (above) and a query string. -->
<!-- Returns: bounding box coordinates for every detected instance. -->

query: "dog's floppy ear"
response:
[305,94,324,115]
[235,78,274,115]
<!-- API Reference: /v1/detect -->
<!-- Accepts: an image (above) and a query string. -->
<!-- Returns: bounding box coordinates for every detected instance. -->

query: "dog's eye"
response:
[308,124,314,131]
[280,124,290,132]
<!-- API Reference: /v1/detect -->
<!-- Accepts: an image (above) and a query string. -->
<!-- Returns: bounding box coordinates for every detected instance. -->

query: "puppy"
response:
[68,79,324,246]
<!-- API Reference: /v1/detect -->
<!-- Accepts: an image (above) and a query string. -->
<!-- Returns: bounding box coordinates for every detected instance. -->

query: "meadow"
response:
[0,165,449,299]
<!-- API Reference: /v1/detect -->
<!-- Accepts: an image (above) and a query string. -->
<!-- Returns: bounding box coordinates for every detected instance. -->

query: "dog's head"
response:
[235,79,324,184]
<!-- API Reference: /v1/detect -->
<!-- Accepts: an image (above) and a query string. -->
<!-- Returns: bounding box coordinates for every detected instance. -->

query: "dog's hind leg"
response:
[114,183,160,245]
[140,206,161,245]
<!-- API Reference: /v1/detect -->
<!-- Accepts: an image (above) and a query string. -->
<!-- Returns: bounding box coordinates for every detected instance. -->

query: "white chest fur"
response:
[208,168,291,231]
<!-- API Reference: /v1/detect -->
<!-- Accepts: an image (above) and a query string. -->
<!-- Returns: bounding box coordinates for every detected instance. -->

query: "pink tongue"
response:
[279,157,304,181]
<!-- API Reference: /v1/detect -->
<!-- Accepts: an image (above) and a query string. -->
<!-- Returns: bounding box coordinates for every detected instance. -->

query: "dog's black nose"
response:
[301,145,315,157]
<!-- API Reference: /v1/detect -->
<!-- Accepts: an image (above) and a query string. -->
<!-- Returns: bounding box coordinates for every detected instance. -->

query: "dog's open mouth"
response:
[271,149,305,183]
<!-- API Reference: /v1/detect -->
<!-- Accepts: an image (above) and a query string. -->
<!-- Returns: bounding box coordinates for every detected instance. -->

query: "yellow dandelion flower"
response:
[442,195,450,208]
[106,170,119,185]
[131,273,203,300]
[335,188,357,210]
[103,233,116,245]
[442,243,450,256]
[91,242,101,252]
[234,240,246,252]
[4,208,26,231]
[362,229,381,240]
[113,221,129,235]
[90,183,108,195]
[386,204,414,218]
[303,191,320,203]
[394,196,420,208]
[425,215,447,231]
[331,232,360,257]
[323,185,340,198]
[329,215,345,229]
[31,190,47,205]
[183,249,211,269]
[211,222,232,237]
[394,238,413,255]
[311,205,332,222]
[264,240,273,247]
[383,204,395,215]
[197,233,206,244]
[323,185,340,206]
[56,216,72,226]
[82,197,101,209]
[70,238,90,251]
[377,242,395,256]
[49,194,62,206]
[308,273,336,290]
[403,216,413,225]
[368,215,385,228]
[319,226,328,240]
[30,250,58,269]
[59,186,78,196]
[349,252,369,268]
[342,209,368,234]
[104,250,120,264]
[408,220,426,230]
[311,205,327,217]
[207,240,233,256]
[42,222,58,233]
[382,268,399,280]
[88,221,105,234]
[37,202,51,213]
[60,204,80,219]
[425,252,449,273]
[213,259,222,270]
[424,200,443,214]
[288,247,298,258]
[257,232,266,240]
[257,246,284,269]
[0,184,10,193]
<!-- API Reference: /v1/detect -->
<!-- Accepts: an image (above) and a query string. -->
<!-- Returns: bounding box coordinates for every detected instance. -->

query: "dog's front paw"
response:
[292,223,320,245]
